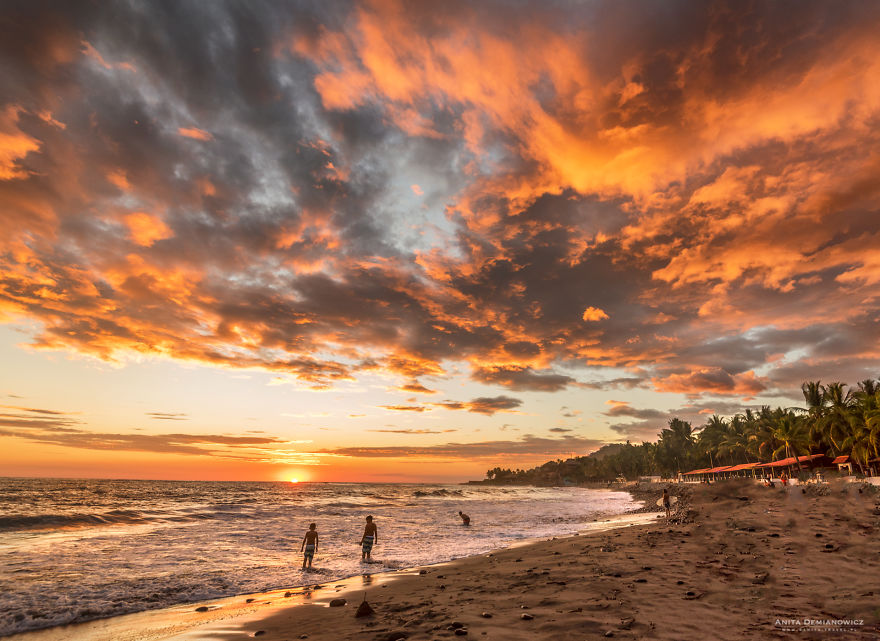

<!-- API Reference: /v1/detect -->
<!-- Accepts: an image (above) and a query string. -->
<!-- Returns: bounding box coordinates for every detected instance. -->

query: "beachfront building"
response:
[681,455,834,483]
[833,455,854,475]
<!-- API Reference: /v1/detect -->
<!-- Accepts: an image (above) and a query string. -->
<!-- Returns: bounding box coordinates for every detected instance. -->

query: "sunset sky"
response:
[2,1,880,482]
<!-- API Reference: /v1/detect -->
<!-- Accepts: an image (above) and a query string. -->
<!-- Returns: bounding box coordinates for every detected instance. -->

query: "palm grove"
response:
[483,381,880,485]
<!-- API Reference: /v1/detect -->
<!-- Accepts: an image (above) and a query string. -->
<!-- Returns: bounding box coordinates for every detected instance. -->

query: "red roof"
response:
[705,465,734,473]
[724,462,760,471]
[832,455,849,465]
[756,453,824,468]
[682,465,735,475]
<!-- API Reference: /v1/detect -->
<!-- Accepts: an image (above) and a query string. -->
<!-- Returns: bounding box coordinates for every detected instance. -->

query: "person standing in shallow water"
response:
[301,522,318,569]
[361,515,377,561]
[458,510,471,526]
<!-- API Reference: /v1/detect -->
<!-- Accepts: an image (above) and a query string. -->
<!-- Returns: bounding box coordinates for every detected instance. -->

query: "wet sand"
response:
[8,480,880,641]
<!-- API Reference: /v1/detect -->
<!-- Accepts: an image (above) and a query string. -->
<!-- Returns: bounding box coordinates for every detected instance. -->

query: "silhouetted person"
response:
[301,522,318,569]
[361,515,377,561]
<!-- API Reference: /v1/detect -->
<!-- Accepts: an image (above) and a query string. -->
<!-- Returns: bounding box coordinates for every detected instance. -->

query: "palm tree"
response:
[718,415,751,464]
[771,412,810,473]
[820,382,854,454]
[800,380,825,445]
[843,380,880,474]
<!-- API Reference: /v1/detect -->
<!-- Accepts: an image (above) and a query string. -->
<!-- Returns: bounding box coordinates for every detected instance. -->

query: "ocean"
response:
[0,478,640,636]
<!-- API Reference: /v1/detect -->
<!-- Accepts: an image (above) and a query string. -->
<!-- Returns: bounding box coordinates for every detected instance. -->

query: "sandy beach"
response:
[8,480,880,641]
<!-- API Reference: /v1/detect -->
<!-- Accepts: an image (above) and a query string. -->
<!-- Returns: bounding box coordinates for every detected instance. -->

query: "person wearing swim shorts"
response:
[301,522,318,569]
[361,515,377,561]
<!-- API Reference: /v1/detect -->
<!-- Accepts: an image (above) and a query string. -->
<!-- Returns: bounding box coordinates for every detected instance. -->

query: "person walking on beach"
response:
[458,510,471,526]
[361,515,377,562]
[662,488,672,520]
[301,522,318,569]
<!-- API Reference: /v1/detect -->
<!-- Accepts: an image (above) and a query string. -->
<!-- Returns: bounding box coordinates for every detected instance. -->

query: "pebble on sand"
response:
[328,598,346,607]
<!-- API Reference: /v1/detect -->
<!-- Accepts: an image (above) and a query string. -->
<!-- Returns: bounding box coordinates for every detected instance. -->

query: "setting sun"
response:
[289,478,299,484]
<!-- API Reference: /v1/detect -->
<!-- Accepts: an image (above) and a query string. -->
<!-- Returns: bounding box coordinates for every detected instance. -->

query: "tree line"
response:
[482,380,880,485]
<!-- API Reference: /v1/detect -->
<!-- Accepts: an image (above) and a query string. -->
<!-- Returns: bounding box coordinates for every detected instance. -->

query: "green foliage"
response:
[481,378,880,484]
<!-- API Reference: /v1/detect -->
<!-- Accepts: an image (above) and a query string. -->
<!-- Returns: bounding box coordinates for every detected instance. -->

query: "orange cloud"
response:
[178,127,213,141]
[653,369,768,397]
[0,106,40,180]
[123,212,173,247]
[582,306,609,322]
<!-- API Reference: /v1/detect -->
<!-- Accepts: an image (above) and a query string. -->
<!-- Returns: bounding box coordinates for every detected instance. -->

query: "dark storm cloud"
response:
[367,428,456,434]
[1,0,880,412]
[434,396,523,415]
[146,412,188,420]
[471,366,575,392]
[321,434,605,459]
[379,395,523,415]
[603,404,666,420]
[2,418,291,457]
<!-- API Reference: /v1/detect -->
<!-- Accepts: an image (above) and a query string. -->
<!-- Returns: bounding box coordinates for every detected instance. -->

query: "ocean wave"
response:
[412,489,463,497]
[0,508,253,533]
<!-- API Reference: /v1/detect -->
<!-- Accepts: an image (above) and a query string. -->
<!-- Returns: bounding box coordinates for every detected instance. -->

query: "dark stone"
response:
[195,606,209,612]
[329,598,346,607]
[246,598,256,603]
[385,632,408,641]
[253,632,265,637]
[454,629,468,636]
[284,592,293,598]
[521,613,534,620]
[481,612,493,618]
[450,622,465,629]
[419,570,427,575]
[604,631,615,637]
[815,533,823,538]
[634,578,647,583]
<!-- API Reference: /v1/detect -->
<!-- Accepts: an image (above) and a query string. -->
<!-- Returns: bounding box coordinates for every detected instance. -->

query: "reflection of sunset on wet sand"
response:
[2,1,880,482]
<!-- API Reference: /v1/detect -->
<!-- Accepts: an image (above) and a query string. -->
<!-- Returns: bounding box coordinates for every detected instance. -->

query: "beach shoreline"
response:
[3,501,658,641]
[7,480,880,641]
